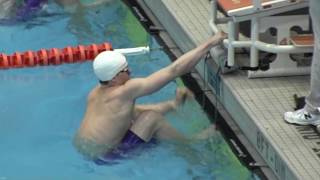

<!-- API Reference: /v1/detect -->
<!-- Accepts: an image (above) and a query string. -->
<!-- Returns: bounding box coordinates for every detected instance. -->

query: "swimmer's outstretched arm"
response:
[122,31,227,101]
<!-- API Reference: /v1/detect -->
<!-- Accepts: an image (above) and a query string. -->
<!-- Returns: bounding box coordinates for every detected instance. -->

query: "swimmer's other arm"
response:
[134,87,194,117]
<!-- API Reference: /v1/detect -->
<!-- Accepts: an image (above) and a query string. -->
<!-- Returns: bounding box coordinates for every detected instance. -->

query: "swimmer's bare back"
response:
[74,84,135,159]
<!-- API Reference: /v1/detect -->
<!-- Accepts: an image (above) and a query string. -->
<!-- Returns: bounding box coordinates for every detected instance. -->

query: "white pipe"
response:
[227,40,313,53]
[209,19,219,34]
[227,21,236,66]
[230,41,251,48]
[210,21,313,52]
[211,0,217,24]
[114,46,150,56]
[250,17,259,67]
[254,41,313,53]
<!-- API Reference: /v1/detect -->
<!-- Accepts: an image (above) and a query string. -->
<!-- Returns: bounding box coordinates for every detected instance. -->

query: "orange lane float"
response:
[0,43,112,69]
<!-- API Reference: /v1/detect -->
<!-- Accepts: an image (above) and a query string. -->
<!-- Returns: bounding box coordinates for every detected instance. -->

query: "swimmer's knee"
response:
[130,110,164,142]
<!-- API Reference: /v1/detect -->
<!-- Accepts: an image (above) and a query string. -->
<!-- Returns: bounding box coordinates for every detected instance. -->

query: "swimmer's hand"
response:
[208,31,228,46]
[216,31,228,41]
[174,87,194,107]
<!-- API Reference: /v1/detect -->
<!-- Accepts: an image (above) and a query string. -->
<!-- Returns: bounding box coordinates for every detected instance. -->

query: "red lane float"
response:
[0,42,112,69]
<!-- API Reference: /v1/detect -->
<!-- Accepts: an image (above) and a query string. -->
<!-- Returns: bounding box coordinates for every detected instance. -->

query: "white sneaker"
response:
[284,109,320,126]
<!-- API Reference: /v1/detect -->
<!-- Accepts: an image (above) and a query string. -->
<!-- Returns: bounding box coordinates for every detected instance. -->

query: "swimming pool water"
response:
[0,1,258,179]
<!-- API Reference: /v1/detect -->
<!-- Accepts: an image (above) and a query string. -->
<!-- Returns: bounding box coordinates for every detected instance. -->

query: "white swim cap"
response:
[93,51,128,81]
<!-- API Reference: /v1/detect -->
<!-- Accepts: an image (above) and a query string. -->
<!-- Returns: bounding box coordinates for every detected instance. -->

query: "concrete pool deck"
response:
[131,0,320,179]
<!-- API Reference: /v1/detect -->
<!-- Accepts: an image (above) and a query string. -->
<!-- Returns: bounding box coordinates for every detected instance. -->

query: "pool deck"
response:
[135,0,320,179]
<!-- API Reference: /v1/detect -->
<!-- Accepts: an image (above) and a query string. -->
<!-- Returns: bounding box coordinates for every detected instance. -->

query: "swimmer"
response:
[0,0,15,19]
[73,31,228,164]
[0,0,111,22]
[0,0,50,22]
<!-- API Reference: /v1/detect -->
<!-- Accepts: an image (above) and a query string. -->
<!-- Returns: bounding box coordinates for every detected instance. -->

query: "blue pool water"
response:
[0,1,258,179]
